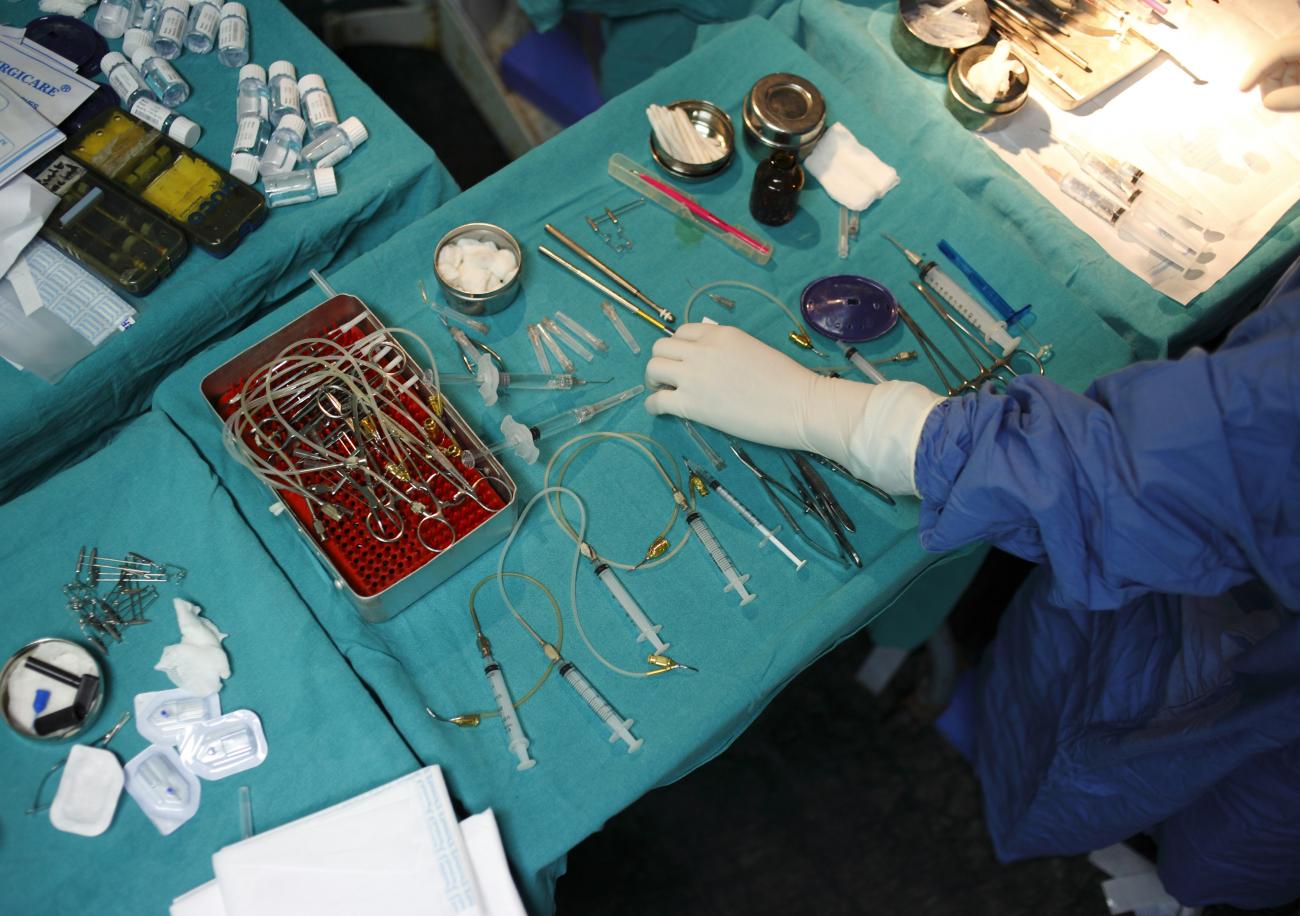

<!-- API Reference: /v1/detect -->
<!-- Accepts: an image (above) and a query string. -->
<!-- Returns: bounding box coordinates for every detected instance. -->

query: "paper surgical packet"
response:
[0,79,62,188]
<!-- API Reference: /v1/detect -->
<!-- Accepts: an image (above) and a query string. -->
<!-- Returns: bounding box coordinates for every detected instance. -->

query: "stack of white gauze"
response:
[437,237,518,295]
[646,104,723,164]
[169,767,527,916]
[805,122,901,212]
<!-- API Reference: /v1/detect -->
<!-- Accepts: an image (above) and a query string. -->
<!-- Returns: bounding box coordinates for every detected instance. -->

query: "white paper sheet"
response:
[981,2,1300,305]
[0,36,98,125]
[211,767,486,916]
[6,238,135,345]
[0,174,57,277]
[0,80,63,189]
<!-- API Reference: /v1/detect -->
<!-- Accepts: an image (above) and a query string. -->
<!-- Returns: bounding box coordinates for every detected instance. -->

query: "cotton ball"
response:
[461,243,498,271]
[487,247,517,281]
[438,262,460,285]
[457,265,490,294]
[501,265,519,285]
[437,244,462,271]
[485,273,505,292]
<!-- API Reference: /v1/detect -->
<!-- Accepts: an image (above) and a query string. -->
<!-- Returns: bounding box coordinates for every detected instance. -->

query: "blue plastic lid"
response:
[800,275,898,342]
[24,16,108,77]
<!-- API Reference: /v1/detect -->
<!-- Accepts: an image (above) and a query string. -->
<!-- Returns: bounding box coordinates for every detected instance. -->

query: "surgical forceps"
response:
[728,440,851,568]
[901,284,1043,396]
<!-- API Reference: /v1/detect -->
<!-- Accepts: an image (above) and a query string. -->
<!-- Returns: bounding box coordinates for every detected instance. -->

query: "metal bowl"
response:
[648,99,735,181]
[946,44,1029,132]
[1,638,103,741]
[433,222,523,316]
[741,72,828,161]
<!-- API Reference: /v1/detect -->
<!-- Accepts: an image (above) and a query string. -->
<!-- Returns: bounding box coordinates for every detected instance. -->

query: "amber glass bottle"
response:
[749,150,804,226]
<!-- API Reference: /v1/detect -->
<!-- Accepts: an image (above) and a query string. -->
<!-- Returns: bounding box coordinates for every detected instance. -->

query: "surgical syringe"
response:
[1054,135,1215,230]
[836,341,888,384]
[937,240,1052,362]
[508,596,643,752]
[585,545,670,654]
[439,372,609,391]
[1043,167,1202,271]
[462,385,645,466]
[883,234,1022,357]
[684,457,806,571]
[469,606,535,770]
[674,489,756,605]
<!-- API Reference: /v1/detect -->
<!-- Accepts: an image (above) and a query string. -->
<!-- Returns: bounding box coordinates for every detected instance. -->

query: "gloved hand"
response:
[1240,33,1300,111]
[643,323,945,495]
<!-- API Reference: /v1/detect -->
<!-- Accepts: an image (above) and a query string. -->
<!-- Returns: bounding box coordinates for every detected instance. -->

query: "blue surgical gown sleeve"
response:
[912,262,1300,612]
[912,258,1300,909]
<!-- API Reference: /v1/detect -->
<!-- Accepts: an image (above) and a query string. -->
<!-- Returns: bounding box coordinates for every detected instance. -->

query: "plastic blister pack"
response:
[124,744,201,835]
[134,687,221,746]
[178,709,267,781]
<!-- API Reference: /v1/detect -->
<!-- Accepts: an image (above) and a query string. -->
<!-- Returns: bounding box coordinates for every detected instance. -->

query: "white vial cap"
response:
[314,167,338,198]
[268,60,296,81]
[100,51,126,72]
[277,113,306,138]
[238,63,266,84]
[122,28,152,57]
[129,47,154,70]
[221,2,246,18]
[229,152,259,184]
[340,116,368,147]
[297,73,326,94]
[162,0,190,12]
[168,115,201,148]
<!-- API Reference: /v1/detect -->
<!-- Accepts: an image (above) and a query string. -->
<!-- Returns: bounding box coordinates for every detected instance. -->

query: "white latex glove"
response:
[644,323,944,496]
[1240,33,1300,112]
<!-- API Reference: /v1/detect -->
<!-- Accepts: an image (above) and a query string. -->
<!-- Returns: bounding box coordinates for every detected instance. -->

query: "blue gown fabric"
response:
[913,258,1300,909]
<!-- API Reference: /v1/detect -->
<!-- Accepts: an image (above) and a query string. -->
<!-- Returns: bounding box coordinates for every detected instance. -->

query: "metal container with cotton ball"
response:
[892,0,990,75]
[434,222,523,316]
[946,41,1029,132]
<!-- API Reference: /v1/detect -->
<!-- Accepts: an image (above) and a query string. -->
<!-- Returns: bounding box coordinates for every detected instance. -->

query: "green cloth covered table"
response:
[153,17,1134,911]
[0,0,458,503]
[0,412,420,914]
[530,0,1300,359]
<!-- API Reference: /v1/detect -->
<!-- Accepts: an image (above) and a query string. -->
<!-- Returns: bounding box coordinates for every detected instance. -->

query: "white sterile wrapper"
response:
[178,709,268,781]
[124,744,201,836]
[50,745,124,837]
[155,598,230,696]
[805,121,900,212]
[135,687,222,747]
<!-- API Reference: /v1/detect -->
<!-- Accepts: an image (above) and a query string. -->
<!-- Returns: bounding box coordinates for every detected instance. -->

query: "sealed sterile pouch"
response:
[134,687,221,746]
[49,744,123,836]
[178,709,267,781]
[124,744,201,835]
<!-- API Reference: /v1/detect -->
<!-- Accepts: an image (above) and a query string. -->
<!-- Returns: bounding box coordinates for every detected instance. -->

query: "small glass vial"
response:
[267,60,300,127]
[301,116,367,168]
[130,97,201,148]
[749,150,804,226]
[258,113,305,177]
[297,74,337,136]
[183,0,220,53]
[229,115,270,184]
[122,28,154,58]
[151,0,190,60]
[235,63,269,123]
[131,0,160,30]
[94,0,137,40]
[131,46,190,107]
[217,3,249,68]
[101,51,155,109]
[263,167,338,208]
